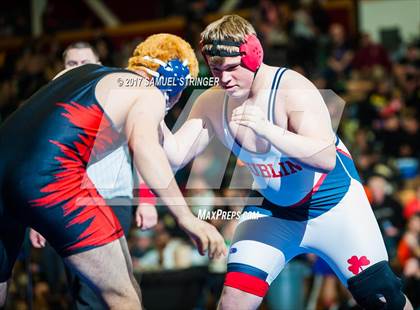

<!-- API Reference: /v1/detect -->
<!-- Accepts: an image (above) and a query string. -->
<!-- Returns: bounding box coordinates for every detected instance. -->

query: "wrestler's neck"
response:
[249,63,269,98]
[130,68,151,80]
[228,63,270,104]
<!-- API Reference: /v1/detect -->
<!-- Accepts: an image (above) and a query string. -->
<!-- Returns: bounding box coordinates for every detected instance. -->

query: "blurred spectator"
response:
[377,114,402,158]
[287,1,318,73]
[129,229,155,269]
[33,281,51,310]
[309,0,330,36]
[291,1,316,41]
[404,184,420,220]
[16,49,48,101]
[266,256,311,310]
[357,77,385,123]
[93,34,115,66]
[254,0,290,66]
[357,74,402,132]
[394,42,420,106]
[352,32,392,75]
[323,23,353,89]
[398,213,420,269]
[368,175,405,259]
[188,178,216,217]
[137,220,198,271]
[399,109,420,159]
[306,255,340,310]
[185,0,206,53]
[255,0,288,48]
[62,41,100,68]
[0,8,29,37]
[350,128,373,159]
[397,213,420,308]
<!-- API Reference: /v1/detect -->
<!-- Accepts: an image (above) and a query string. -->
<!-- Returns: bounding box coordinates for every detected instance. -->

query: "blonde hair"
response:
[128,33,199,77]
[201,15,256,65]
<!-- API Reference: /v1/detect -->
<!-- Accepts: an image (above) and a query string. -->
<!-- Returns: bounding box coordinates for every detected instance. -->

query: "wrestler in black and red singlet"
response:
[0,64,129,280]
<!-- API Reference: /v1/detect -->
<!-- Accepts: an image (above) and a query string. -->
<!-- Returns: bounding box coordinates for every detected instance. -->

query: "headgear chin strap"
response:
[200,34,263,72]
[142,56,191,110]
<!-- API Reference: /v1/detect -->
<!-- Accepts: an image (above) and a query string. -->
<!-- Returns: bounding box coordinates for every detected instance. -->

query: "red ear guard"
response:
[200,34,263,72]
[239,34,264,72]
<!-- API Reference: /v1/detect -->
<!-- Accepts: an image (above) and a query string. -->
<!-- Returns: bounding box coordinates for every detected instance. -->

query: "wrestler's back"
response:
[0,64,127,200]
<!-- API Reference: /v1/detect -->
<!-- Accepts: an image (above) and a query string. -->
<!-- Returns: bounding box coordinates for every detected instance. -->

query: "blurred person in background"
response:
[129,229,155,271]
[397,213,420,309]
[323,23,354,90]
[137,220,196,271]
[62,41,101,68]
[375,113,403,159]
[368,174,405,260]
[404,184,420,220]
[394,41,420,109]
[399,109,419,159]
[306,255,340,310]
[352,32,392,76]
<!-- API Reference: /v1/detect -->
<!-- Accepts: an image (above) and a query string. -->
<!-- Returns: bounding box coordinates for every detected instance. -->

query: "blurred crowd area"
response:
[1,0,419,309]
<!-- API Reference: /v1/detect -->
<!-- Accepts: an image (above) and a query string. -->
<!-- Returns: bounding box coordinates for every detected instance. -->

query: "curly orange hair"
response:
[128,33,199,78]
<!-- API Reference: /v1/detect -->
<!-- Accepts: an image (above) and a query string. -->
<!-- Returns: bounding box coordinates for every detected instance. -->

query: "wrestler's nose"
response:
[220,71,232,85]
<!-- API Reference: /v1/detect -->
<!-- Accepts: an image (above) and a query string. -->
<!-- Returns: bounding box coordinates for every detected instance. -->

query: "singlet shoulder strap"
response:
[267,67,288,123]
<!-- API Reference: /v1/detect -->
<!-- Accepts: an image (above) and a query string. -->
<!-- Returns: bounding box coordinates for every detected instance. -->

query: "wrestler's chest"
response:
[228,122,270,153]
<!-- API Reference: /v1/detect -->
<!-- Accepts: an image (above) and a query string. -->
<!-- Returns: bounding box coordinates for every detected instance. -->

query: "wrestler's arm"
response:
[134,94,215,229]
[232,70,336,172]
[160,92,215,169]
[264,70,336,171]
[134,99,212,229]
[125,89,191,216]
[135,172,158,230]
[126,88,226,257]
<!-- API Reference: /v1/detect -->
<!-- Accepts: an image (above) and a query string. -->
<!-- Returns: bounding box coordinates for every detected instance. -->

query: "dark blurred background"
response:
[0,0,419,309]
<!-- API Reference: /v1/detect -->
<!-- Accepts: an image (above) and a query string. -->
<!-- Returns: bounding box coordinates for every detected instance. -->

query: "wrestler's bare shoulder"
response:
[192,85,226,119]
[278,68,315,90]
[94,71,164,129]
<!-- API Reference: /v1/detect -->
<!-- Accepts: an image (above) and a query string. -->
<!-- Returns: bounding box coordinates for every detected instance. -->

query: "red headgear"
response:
[200,34,263,72]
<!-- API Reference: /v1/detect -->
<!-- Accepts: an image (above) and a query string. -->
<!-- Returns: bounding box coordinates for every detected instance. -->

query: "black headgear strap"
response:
[202,40,242,57]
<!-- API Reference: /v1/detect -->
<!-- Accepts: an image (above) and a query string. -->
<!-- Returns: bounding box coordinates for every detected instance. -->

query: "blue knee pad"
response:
[347,261,406,309]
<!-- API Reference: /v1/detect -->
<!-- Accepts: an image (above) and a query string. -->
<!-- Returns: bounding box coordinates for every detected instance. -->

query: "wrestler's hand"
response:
[136,203,158,230]
[178,214,227,259]
[231,104,271,137]
[29,228,46,248]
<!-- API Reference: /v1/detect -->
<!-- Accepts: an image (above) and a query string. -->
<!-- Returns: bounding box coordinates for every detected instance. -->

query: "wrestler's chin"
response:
[225,86,250,99]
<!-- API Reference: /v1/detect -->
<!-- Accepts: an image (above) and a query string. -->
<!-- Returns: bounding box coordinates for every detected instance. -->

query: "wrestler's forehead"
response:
[210,56,241,69]
[65,48,96,61]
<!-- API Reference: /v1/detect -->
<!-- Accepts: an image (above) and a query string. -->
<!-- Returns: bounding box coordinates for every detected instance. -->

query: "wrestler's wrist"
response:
[258,121,271,138]
[171,204,194,221]
[176,211,197,227]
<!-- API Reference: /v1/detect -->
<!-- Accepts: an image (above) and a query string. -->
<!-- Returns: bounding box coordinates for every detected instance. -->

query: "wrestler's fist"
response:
[231,104,270,137]
[29,228,46,248]
[136,203,158,230]
[178,214,227,259]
